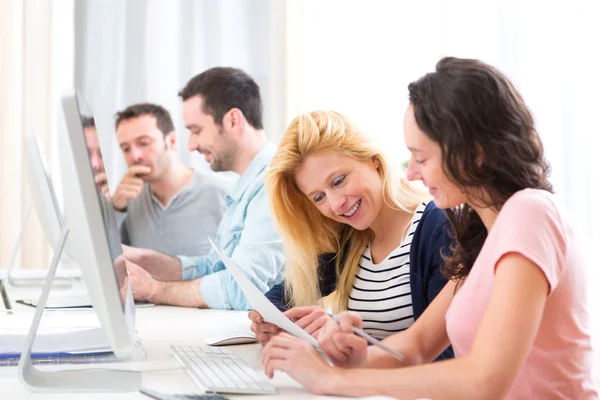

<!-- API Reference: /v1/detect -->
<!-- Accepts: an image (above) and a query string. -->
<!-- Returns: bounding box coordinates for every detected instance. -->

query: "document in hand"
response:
[209,239,318,347]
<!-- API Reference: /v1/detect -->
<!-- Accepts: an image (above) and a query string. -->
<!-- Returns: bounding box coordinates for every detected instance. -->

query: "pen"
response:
[329,313,404,361]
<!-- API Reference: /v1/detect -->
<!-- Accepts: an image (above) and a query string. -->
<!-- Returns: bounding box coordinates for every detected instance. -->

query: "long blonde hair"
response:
[267,111,429,312]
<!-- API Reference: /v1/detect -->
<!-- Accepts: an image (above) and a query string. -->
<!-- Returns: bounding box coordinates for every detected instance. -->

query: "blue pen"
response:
[329,313,405,361]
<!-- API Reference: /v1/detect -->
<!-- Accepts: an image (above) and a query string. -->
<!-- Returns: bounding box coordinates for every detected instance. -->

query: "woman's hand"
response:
[262,333,338,395]
[318,311,368,368]
[249,306,330,346]
[284,306,330,339]
[248,310,281,346]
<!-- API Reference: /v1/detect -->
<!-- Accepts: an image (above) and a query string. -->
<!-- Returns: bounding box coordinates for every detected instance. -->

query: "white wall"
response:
[74,0,286,190]
[283,0,600,240]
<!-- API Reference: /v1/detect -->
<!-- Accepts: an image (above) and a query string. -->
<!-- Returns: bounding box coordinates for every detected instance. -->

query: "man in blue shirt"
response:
[122,67,284,310]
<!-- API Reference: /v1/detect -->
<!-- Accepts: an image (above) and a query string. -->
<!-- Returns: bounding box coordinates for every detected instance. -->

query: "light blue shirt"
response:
[178,143,285,310]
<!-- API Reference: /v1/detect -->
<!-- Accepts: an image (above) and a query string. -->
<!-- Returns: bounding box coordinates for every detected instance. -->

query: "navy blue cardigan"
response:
[265,201,454,360]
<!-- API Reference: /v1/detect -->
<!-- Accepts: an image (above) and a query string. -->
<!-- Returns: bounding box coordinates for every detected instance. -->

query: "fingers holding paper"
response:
[248,310,281,346]
[249,306,330,346]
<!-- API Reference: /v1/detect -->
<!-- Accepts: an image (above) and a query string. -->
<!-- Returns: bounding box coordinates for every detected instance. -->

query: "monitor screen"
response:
[77,101,128,304]
[54,90,136,362]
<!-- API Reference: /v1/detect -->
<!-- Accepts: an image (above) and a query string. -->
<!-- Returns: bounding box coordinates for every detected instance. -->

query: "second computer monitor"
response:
[24,132,64,251]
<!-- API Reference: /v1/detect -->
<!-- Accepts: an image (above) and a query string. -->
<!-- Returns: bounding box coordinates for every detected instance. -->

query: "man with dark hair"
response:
[113,102,231,257]
[123,68,284,310]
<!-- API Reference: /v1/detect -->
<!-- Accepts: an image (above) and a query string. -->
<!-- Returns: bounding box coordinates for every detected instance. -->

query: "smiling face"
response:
[183,95,237,172]
[294,151,383,231]
[403,105,467,209]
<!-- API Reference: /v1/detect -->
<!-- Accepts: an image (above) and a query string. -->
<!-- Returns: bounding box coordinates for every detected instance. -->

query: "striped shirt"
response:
[347,202,428,339]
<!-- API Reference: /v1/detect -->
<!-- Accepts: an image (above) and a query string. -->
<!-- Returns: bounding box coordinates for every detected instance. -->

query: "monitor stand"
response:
[5,203,75,289]
[17,227,141,392]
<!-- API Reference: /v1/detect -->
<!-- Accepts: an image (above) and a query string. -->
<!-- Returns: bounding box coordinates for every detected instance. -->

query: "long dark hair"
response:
[408,57,553,281]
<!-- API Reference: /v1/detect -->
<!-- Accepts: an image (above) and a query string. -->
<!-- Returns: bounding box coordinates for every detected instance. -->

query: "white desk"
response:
[0,299,319,399]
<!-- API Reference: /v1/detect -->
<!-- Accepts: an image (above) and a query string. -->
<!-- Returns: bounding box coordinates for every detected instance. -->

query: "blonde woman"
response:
[249,111,454,359]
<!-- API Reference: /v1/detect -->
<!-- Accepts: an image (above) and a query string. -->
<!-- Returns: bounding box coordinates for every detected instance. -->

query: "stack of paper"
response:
[0,312,111,356]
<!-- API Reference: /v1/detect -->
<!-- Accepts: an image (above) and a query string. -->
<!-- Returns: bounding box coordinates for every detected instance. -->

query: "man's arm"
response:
[125,261,207,307]
[152,279,206,307]
[128,185,284,309]
[199,188,285,310]
[122,245,183,281]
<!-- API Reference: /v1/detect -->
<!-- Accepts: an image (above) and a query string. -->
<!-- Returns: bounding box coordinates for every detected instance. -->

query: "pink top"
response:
[446,189,597,399]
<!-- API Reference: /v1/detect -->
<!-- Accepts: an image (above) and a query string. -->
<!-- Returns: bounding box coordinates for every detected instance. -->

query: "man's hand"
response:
[121,244,182,282]
[112,165,151,211]
[122,244,153,267]
[124,259,159,302]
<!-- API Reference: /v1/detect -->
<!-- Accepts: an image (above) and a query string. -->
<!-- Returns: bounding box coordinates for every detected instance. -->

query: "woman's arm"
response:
[315,279,455,369]
[410,203,453,318]
[264,252,339,311]
[330,253,549,399]
[264,281,288,311]
[264,253,549,399]
[423,215,455,360]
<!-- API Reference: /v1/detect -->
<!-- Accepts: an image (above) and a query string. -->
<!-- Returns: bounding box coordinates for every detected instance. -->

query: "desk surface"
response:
[0,288,322,400]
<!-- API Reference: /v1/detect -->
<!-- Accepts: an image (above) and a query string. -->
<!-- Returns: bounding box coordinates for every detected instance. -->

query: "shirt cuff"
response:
[200,271,230,310]
[178,255,200,281]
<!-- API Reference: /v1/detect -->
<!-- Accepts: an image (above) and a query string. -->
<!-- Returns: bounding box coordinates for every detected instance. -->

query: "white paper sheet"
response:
[209,239,318,346]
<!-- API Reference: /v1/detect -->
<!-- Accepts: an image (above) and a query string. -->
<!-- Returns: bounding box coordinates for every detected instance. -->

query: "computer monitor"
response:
[17,91,140,392]
[59,91,134,357]
[3,133,79,289]
[13,132,80,280]
[24,132,64,252]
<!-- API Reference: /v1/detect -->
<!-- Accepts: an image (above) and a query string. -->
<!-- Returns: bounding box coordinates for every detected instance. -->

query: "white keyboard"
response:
[170,345,277,395]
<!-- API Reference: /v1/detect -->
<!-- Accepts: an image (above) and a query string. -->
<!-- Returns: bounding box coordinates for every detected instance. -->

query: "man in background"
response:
[122,67,285,310]
[113,103,231,257]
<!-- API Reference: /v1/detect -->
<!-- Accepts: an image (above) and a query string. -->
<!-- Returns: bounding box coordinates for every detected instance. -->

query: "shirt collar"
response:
[227,142,276,203]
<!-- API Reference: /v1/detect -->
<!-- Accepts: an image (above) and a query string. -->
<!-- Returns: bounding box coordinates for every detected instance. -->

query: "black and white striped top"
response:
[347,202,428,339]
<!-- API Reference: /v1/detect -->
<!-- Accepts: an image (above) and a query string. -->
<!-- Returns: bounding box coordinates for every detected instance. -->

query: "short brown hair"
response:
[114,103,175,137]
[178,67,263,130]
